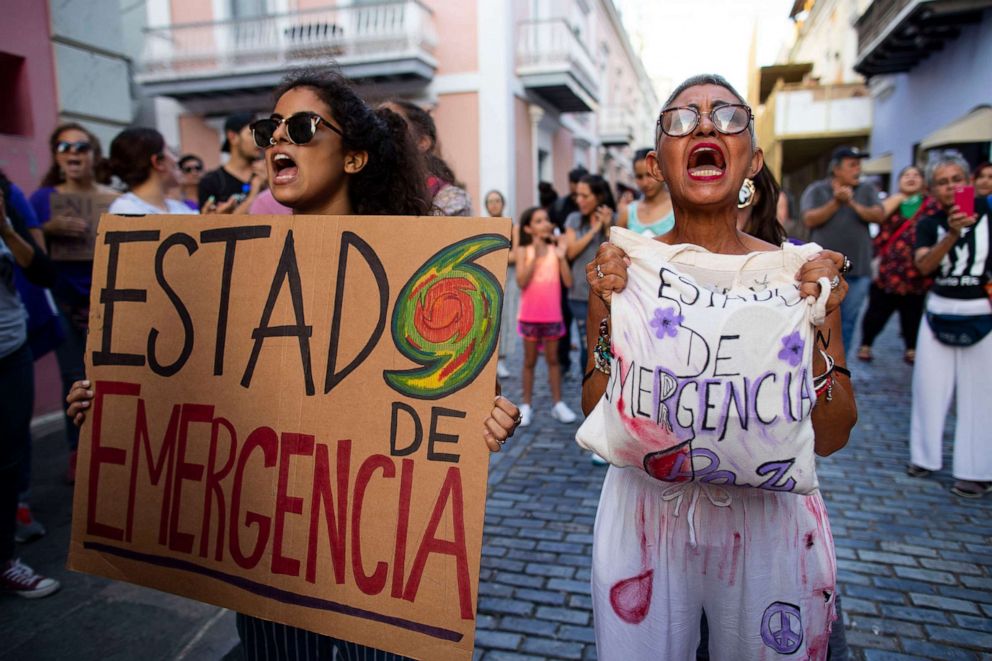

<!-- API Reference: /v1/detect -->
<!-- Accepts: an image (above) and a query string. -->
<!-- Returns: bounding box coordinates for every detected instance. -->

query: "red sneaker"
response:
[1,558,60,599]
[15,503,46,543]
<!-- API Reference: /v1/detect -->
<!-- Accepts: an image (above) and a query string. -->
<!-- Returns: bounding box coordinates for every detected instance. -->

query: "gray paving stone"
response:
[473,630,524,651]
[520,638,585,659]
[862,651,927,661]
[924,625,992,650]
[535,606,590,626]
[908,593,981,615]
[499,616,559,637]
[900,639,978,660]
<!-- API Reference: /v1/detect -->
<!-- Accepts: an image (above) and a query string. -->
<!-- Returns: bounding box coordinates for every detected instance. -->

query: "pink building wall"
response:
[552,127,575,197]
[423,0,477,75]
[0,0,58,193]
[180,116,222,170]
[170,0,214,23]
[513,97,534,215]
[433,92,480,211]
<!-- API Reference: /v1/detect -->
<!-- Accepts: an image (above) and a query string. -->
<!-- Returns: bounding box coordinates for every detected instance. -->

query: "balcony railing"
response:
[138,1,436,84]
[771,82,872,137]
[515,18,599,112]
[854,0,992,76]
[599,106,635,146]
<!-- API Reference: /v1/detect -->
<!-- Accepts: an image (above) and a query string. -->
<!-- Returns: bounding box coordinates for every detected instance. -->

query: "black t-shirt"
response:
[550,194,577,231]
[915,196,991,299]
[197,167,249,208]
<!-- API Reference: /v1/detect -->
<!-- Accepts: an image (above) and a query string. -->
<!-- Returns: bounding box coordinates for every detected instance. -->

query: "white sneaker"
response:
[551,401,577,424]
[496,360,511,379]
[518,403,533,427]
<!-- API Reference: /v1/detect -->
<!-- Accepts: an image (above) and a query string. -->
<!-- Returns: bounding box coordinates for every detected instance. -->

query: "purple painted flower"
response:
[777,331,805,367]
[650,307,683,340]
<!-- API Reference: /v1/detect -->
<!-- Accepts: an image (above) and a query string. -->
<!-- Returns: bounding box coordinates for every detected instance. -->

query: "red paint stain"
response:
[643,445,691,482]
[609,569,654,624]
[728,532,741,586]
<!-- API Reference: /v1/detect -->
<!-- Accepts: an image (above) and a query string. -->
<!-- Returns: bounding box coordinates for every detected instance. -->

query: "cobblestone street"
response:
[479,321,992,661]
[2,321,990,660]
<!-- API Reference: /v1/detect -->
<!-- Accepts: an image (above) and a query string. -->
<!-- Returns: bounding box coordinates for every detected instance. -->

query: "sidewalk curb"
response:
[31,411,65,439]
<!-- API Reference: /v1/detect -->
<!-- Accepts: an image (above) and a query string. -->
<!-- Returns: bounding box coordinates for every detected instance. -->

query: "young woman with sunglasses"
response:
[68,67,520,660]
[177,154,205,211]
[29,123,116,481]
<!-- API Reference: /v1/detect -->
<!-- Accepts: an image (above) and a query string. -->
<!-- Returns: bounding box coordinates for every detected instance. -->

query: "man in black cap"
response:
[550,165,588,230]
[197,111,267,214]
[800,146,884,351]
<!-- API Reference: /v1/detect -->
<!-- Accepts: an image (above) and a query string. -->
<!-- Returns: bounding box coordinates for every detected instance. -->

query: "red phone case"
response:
[954,186,975,216]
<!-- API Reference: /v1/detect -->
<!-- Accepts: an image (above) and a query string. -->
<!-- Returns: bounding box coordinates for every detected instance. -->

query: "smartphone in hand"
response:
[954,185,975,217]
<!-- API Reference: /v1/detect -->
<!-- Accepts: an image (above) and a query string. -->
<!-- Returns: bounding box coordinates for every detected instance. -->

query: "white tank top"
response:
[577,227,831,494]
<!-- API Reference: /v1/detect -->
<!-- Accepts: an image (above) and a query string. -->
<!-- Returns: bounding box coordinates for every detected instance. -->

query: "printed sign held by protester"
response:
[577,228,831,495]
[68,213,510,661]
[48,192,119,260]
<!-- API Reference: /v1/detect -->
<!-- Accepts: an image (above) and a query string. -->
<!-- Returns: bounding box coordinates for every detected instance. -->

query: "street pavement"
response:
[2,320,990,660]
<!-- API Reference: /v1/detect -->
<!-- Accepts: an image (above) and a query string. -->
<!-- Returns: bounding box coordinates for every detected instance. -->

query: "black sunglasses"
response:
[656,104,752,139]
[181,164,203,173]
[250,112,343,148]
[56,140,93,155]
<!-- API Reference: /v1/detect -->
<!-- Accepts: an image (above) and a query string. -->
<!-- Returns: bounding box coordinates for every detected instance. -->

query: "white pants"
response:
[592,467,837,661]
[910,295,992,480]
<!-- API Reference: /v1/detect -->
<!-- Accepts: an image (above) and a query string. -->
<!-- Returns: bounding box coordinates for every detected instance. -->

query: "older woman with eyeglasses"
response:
[579,75,855,659]
[907,153,992,499]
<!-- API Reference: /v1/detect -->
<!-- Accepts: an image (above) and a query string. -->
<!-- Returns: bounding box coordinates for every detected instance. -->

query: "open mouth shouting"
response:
[687,142,726,181]
[270,151,299,186]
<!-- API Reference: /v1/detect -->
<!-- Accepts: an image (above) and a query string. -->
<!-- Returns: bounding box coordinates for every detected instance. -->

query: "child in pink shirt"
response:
[516,207,577,426]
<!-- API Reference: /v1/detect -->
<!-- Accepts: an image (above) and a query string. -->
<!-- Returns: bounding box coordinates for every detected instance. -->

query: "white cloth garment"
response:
[592,466,837,661]
[577,227,830,494]
[582,229,838,660]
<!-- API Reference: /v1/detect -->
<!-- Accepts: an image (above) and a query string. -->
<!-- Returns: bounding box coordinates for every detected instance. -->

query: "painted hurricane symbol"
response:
[385,234,509,399]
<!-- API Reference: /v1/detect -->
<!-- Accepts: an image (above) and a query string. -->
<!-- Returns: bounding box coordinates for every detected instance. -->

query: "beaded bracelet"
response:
[813,349,836,401]
[593,317,613,375]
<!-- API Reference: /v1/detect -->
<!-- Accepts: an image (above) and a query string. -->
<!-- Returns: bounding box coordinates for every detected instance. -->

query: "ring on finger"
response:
[595,264,605,279]
[829,275,841,290]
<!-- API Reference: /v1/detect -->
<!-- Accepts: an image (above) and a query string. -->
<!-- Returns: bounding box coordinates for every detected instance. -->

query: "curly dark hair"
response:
[40,122,111,188]
[109,127,166,189]
[274,69,431,216]
[740,166,787,246]
[382,98,462,188]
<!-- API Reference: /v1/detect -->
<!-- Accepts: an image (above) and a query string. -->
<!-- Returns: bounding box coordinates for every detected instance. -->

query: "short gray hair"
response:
[925,151,971,187]
[658,73,756,149]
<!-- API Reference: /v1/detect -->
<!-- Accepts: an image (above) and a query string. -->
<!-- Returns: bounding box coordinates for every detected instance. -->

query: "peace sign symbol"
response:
[760,601,803,654]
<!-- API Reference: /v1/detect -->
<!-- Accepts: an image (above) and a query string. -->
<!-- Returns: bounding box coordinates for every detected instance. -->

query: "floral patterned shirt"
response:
[873,197,935,296]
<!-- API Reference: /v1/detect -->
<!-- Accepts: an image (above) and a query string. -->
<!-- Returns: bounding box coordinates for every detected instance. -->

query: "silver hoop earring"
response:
[738,178,756,209]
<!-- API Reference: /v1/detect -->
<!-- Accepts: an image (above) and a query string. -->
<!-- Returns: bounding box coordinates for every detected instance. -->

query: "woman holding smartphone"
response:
[908,154,992,498]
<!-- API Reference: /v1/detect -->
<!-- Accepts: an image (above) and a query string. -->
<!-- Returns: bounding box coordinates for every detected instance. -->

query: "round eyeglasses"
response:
[250,112,344,148]
[656,104,752,139]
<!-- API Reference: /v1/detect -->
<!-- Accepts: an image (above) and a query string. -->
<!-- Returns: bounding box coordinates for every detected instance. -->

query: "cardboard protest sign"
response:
[69,213,511,660]
[48,192,119,261]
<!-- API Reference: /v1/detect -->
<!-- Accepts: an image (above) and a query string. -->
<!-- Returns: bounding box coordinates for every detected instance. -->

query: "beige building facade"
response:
[132,0,658,215]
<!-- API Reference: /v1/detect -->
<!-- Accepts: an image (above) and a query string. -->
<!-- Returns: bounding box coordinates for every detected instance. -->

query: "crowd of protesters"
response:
[2,63,990,661]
